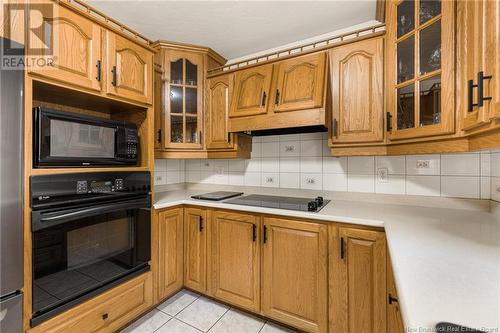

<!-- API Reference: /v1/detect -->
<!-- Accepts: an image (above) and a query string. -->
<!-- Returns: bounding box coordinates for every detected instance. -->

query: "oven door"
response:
[30,196,150,325]
[34,107,134,167]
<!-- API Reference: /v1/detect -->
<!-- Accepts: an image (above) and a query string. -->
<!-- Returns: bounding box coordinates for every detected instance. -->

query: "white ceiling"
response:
[88,1,378,61]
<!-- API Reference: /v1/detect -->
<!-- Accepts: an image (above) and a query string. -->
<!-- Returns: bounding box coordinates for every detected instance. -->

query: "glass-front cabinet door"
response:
[386,0,454,140]
[164,51,203,149]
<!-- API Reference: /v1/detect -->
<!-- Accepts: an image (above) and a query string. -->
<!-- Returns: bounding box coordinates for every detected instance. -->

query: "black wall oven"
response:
[30,172,151,326]
[33,107,139,168]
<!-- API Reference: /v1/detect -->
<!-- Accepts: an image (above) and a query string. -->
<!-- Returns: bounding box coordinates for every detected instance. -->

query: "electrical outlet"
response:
[377,168,389,183]
[284,145,295,152]
[306,178,316,184]
[416,160,430,169]
[265,177,274,183]
[215,167,224,175]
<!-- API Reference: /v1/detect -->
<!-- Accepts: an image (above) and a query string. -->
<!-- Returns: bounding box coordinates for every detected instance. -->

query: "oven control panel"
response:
[76,179,125,194]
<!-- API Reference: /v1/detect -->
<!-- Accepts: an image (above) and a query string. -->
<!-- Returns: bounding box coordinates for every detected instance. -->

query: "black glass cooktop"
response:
[225,194,330,212]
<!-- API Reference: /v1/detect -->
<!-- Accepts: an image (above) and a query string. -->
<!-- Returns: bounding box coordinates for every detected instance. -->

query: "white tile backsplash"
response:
[155,135,499,202]
[348,174,375,193]
[441,176,480,199]
[376,156,405,175]
[348,156,375,175]
[261,142,280,157]
[441,153,480,176]
[406,176,441,196]
[376,175,406,195]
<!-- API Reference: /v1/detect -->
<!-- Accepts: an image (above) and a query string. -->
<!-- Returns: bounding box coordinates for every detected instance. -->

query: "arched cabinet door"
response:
[330,37,384,144]
[106,32,153,105]
[229,64,273,118]
[270,52,327,113]
[27,4,102,92]
[206,75,235,149]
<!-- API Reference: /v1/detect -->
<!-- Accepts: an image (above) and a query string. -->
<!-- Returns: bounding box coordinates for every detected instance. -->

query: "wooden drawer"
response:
[29,272,152,333]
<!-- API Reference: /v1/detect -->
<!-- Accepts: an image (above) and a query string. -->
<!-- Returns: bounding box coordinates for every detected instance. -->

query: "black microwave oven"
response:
[33,107,139,168]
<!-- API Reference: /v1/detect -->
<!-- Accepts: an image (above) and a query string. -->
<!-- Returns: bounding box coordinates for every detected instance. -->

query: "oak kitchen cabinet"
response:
[457,0,500,134]
[386,0,455,141]
[208,211,261,312]
[262,217,328,333]
[27,3,103,92]
[331,227,387,333]
[228,52,328,132]
[184,207,208,293]
[106,32,153,105]
[153,42,251,158]
[387,256,405,333]
[329,36,385,150]
[27,2,154,106]
[157,208,184,301]
[28,273,153,333]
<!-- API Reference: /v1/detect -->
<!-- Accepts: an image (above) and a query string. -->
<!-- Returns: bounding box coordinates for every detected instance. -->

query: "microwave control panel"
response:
[126,129,138,159]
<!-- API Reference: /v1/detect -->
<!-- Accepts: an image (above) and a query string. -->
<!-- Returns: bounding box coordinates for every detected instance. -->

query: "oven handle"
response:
[32,197,150,232]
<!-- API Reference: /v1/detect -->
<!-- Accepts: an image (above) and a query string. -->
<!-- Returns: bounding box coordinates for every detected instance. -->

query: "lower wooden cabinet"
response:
[387,256,405,333]
[28,272,152,333]
[331,227,387,333]
[262,217,328,333]
[209,211,261,312]
[184,207,208,293]
[157,208,184,301]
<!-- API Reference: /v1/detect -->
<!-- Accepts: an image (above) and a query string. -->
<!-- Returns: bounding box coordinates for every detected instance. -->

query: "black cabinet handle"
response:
[199,216,203,232]
[275,89,281,105]
[263,225,267,243]
[332,118,338,137]
[386,112,393,132]
[340,237,345,259]
[388,294,398,305]
[96,60,102,82]
[227,133,231,143]
[468,78,479,112]
[157,129,162,143]
[477,71,493,107]
[252,224,257,242]
[261,91,267,107]
[111,66,117,86]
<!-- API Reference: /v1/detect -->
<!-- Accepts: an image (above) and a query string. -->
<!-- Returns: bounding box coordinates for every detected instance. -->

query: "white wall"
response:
[155,133,500,202]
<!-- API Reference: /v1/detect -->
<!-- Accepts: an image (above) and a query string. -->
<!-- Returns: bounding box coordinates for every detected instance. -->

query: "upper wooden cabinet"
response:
[457,0,500,133]
[106,32,153,105]
[331,227,387,333]
[230,64,274,118]
[206,74,234,149]
[27,2,155,106]
[157,208,184,301]
[209,211,260,312]
[386,0,455,141]
[27,4,102,92]
[262,217,328,333]
[270,52,327,113]
[184,207,207,293]
[228,52,328,132]
[162,50,204,149]
[329,37,384,145]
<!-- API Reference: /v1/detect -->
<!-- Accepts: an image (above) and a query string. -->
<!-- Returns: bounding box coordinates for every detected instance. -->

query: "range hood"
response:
[241,125,328,137]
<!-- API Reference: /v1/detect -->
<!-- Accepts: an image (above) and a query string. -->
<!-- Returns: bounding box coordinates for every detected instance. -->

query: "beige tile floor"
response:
[120,289,296,333]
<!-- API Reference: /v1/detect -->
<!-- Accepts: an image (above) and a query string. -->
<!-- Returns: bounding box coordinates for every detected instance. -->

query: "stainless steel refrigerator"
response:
[0,37,24,333]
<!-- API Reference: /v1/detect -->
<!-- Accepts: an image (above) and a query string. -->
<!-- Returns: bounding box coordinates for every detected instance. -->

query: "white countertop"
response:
[154,187,500,332]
